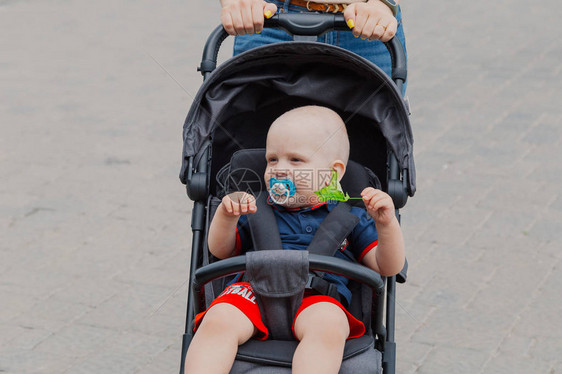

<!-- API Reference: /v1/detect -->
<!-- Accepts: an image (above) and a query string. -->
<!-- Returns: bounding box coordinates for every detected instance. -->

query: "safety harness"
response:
[247,193,360,305]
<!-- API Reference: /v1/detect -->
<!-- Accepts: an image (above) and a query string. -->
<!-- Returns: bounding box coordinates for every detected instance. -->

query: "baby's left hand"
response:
[361,187,396,226]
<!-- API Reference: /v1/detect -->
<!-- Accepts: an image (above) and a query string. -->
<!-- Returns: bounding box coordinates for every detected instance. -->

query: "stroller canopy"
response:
[181,42,415,196]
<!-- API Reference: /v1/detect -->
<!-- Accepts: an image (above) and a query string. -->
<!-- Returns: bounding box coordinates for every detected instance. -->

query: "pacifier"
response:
[268,178,296,205]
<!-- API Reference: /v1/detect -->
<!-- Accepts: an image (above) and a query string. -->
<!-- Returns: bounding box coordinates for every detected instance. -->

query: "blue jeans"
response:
[233,0,407,92]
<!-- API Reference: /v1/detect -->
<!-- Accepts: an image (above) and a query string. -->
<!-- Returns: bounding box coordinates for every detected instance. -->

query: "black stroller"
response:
[179,13,415,374]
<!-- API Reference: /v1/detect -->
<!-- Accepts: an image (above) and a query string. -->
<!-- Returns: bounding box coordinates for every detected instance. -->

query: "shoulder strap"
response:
[307,202,360,257]
[247,198,361,256]
[306,202,361,305]
[247,193,283,251]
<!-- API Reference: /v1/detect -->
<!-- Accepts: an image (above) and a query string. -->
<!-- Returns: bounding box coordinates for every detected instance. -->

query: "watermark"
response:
[266,168,333,191]
[219,167,340,206]
[221,167,263,196]
[221,167,335,195]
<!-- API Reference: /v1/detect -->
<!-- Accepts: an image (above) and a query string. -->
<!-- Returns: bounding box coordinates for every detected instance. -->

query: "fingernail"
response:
[361,37,366,40]
[347,19,355,29]
[264,10,272,18]
[354,34,359,38]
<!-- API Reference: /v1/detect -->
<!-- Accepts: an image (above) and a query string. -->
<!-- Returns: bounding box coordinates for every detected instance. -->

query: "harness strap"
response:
[247,193,282,251]
[305,202,360,305]
[247,195,361,304]
[306,273,346,305]
[306,202,360,271]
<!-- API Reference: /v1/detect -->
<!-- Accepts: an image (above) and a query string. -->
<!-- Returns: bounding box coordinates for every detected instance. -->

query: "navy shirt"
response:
[235,201,379,305]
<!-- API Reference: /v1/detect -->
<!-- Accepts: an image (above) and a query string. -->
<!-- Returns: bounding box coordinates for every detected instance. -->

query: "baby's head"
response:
[264,105,349,208]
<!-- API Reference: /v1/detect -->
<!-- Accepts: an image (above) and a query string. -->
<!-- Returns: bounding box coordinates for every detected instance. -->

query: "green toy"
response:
[314,170,362,202]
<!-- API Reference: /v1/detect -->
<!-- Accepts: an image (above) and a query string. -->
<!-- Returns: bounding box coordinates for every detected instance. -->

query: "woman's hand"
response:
[344,0,398,42]
[220,0,278,35]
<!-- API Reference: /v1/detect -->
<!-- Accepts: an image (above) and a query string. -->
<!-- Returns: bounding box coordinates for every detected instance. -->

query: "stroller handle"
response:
[198,13,407,83]
[266,12,350,36]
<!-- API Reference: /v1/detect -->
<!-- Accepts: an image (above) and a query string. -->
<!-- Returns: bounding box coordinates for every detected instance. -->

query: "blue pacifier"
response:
[268,178,296,204]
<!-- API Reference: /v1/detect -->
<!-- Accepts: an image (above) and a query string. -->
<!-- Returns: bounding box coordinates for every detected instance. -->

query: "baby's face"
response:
[264,124,334,208]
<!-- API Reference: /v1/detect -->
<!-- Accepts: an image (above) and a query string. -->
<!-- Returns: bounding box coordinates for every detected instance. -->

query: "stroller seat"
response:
[233,335,381,373]
[186,148,388,373]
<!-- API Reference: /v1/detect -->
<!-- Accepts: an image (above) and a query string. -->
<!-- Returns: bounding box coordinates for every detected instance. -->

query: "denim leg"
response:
[232,2,407,93]
[324,8,407,92]
[233,0,293,55]
[322,7,407,95]
[233,28,294,55]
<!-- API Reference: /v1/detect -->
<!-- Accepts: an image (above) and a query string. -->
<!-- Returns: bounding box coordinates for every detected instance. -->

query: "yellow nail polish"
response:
[264,10,272,19]
[361,37,366,40]
[347,19,355,29]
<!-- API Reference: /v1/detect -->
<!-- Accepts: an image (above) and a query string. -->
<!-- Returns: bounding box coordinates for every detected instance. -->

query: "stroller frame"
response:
[180,13,411,374]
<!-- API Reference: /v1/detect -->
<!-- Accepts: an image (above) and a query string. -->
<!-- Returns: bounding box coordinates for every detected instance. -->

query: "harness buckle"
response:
[306,273,314,289]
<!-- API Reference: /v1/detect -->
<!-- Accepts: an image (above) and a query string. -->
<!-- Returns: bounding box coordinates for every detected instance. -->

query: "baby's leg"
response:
[292,301,350,374]
[184,303,256,374]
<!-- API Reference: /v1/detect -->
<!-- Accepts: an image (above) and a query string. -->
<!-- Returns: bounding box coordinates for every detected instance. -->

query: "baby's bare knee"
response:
[198,303,255,344]
[295,302,350,342]
[317,318,350,343]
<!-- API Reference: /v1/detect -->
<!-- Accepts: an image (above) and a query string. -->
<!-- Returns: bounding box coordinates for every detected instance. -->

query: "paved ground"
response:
[1,0,561,373]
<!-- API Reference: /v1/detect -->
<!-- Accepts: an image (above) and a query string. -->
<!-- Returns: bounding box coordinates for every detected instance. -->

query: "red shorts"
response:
[193,282,365,341]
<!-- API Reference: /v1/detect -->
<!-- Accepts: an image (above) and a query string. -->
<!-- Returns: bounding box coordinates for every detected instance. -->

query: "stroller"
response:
[179,13,415,374]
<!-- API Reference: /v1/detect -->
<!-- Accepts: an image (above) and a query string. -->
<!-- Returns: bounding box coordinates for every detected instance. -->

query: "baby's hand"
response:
[220,0,277,35]
[220,192,257,216]
[344,0,397,42]
[361,187,396,226]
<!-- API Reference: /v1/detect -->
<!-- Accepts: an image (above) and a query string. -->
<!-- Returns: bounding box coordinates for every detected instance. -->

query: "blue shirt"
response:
[235,201,379,305]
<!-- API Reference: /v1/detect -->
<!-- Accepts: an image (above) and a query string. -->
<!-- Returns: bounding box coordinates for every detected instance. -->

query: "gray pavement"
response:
[1,0,561,373]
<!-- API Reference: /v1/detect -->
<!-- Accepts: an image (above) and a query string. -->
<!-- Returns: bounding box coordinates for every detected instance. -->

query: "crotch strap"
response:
[245,250,309,340]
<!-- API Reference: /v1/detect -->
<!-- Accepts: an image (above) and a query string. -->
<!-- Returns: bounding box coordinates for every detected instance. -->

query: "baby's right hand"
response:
[220,0,277,35]
[220,192,257,216]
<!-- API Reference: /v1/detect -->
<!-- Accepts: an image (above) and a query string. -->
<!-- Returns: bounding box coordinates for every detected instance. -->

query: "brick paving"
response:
[1,0,561,373]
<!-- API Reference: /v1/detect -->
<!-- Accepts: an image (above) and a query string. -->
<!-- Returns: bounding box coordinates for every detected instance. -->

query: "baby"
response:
[185,105,405,374]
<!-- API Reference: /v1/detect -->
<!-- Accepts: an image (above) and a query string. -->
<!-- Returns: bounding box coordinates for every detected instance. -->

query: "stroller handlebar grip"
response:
[265,12,348,36]
[199,13,406,82]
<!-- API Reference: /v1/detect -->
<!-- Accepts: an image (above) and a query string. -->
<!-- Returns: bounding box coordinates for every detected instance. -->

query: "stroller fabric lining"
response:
[181,42,415,196]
